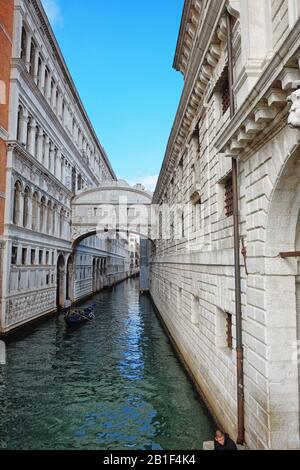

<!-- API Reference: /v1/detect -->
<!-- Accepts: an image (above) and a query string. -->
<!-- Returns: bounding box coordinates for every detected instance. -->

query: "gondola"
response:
[64,303,96,326]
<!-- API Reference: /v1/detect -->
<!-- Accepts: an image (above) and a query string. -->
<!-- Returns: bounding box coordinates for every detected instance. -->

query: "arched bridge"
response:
[71,180,154,245]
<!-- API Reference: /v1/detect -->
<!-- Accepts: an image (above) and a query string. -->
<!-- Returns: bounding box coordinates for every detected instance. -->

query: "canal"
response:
[0,278,215,450]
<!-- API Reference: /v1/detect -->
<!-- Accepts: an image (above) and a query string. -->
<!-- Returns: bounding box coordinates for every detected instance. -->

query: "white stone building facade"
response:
[128,233,140,275]
[150,0,300,450]
[0,0,132,334]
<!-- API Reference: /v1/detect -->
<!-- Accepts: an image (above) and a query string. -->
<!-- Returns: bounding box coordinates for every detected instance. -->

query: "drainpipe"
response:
[226,11,245,445]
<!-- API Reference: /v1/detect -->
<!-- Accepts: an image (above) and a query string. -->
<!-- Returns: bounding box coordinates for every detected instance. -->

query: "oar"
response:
[72,310,94,322]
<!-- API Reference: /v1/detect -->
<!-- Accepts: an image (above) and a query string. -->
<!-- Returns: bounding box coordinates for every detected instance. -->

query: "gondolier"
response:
[64,304,96,326]
[64,298,72,318]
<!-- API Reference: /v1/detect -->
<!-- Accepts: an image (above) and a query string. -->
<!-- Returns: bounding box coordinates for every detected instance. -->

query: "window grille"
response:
[224,173,233,217]
[226,312,233,350]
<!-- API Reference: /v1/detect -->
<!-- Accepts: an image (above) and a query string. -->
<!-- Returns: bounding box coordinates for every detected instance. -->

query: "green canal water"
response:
[0,278,215,450]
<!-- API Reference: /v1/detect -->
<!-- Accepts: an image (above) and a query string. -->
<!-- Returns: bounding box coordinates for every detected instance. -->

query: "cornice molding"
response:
[154,1,227,203]
[154,8,300,204]
[173,0,193,73]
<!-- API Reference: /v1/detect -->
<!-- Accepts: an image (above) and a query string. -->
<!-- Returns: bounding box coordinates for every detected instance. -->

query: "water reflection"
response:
[0,278,214,450]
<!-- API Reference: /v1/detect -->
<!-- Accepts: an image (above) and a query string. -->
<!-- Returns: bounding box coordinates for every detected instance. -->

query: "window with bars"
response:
[214,66,231,116]
[226,312,233,350]
[221,82,230,115]
[224,173,233,217]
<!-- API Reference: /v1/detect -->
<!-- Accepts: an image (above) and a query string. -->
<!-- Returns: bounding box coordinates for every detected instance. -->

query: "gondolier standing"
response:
[64,298,72,318]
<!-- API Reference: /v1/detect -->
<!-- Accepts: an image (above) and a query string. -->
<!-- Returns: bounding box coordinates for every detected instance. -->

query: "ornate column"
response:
[55,207,59,237]
[21,108,29,147]
[27,193,33,230]
[56,150,62,180]
[25,33,32,73]
[19,191,25,227]
[63,212,68,240]
[51,82,57,111]
[49,142,55,173]
[46,72,52,102]
[57,92,62,119]
[40,61,46,94]
[37,128,44,164]
[44,136,50,169]
[12,9,23,58]
[36,198,40,233]
[42,201,47,233]
[33,47,40,85]
[28,117,36,156]
[61,157,66,185]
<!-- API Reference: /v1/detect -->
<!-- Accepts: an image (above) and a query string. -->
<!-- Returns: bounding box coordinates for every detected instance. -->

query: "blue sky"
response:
[41,0,184,191]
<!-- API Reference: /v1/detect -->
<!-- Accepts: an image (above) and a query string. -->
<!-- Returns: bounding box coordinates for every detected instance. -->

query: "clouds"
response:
[41,0,63,28]
[130,175,158,192]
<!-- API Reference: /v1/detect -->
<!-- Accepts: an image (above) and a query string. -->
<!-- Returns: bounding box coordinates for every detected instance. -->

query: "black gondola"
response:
[64,303,96,326]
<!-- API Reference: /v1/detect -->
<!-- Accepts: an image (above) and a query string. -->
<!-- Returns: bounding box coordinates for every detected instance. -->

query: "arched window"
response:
[34,125,39,158]
[50,79,55,105]
[55,89,59,111]
[40,196,46,232]
[47,201,52,234]
[20,27,26,60]
[26,116,31,151]
[61,101,65,123]
[13,181,22,225]
[29,40,35,77]
[59,208,64,238]
[44,68,49,97]
[17,105,23,142]
[23,186,31,228]
[37,57,42,87]
[32,192,38,231]
[52,204,57,236]
[42,133,46,164]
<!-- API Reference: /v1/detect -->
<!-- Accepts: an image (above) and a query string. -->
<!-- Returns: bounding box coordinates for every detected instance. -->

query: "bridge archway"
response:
[71,180,154,246]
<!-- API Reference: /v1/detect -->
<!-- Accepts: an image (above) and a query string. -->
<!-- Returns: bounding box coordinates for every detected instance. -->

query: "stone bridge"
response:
[71,180,154,246]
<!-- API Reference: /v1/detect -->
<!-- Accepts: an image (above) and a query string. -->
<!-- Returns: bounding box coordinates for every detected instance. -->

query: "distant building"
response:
[150,0,300,450]
[128,233,140,275]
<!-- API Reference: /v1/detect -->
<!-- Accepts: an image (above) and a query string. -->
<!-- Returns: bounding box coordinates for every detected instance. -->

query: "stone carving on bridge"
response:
[287,87,300,128]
